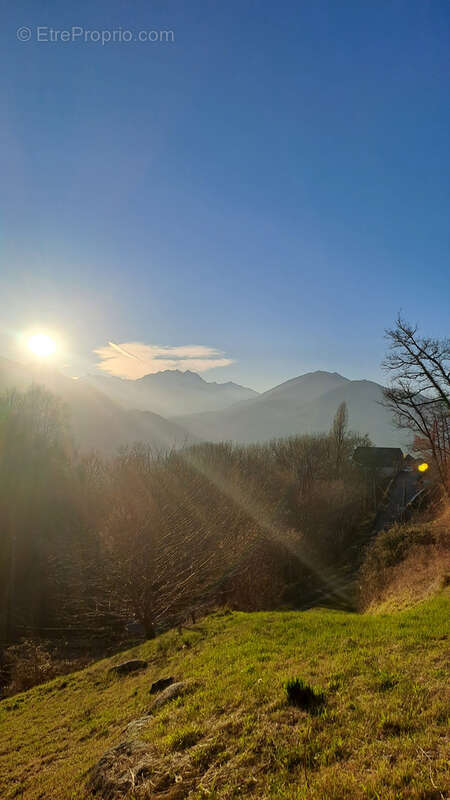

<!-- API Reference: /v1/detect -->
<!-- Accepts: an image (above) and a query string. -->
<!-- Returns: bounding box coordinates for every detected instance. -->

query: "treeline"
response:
[0,387,373,653]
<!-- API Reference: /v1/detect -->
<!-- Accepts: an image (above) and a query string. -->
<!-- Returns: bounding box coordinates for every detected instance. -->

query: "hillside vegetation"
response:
[1,314,449,799]
[1,593,449,800]
[360,506,450,612]
[0,387,373,660]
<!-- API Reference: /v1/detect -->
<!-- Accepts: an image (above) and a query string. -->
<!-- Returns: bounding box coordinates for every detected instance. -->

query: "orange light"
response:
[418,463,429,473]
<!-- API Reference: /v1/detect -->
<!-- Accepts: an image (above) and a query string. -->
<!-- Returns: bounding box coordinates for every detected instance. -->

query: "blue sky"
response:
[1,0,449,391]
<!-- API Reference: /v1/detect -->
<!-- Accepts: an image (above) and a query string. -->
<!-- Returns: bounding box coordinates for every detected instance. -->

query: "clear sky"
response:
[1,0,449,391]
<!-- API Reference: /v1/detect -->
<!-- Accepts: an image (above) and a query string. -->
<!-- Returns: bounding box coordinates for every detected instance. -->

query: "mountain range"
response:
[82,370,257,416]
[175,371,409,448]
[0,358,410,453]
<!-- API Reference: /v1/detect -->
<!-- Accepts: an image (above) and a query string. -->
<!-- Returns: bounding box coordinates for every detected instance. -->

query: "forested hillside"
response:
[1,385,377,691]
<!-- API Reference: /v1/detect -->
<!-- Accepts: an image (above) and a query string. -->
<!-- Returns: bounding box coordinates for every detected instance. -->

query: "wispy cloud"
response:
[94,341,234,379]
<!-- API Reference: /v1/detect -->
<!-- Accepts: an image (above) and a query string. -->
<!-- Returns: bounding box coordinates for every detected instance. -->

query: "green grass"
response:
[1,593,449,799]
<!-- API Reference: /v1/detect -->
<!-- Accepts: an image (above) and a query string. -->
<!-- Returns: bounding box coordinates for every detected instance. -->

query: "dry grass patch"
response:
[360,510,450,612]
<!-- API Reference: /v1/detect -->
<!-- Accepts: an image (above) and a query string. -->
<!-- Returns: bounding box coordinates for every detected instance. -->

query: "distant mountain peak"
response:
[82,367,258,417]
[261,370,349,400]
[295,370,349,380]
[0,357,407,451]
[175,370,408,450]
[140,369,206,383]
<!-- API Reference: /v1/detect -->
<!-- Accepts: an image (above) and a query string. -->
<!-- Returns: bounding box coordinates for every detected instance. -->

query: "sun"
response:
[28,334,57,358]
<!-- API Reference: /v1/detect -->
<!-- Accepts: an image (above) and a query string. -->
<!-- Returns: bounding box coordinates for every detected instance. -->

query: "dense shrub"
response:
[0,639,92,697]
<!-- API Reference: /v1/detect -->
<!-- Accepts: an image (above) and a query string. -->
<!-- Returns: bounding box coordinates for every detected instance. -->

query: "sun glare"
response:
[28,334,57,358]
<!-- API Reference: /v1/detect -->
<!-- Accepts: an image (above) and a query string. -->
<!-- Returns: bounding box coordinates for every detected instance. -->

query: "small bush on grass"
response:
[166,725,203,751]
[376,670,399,691]
[284,677,325,711]
[379,712,412,736]
[1,640,60,696]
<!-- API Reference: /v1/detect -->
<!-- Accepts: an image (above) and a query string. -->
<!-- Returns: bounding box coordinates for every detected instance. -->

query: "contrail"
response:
[108,341,141,360]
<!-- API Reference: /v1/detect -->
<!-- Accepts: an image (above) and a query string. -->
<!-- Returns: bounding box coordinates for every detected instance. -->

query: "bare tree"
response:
[382,315,450,493]
[101,445,264,637]
[331,402,348,477]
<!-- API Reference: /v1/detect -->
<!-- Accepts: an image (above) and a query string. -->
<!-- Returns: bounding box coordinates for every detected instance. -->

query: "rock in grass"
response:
[88,678,191,797]
[123,715,152,739]
[86,739,151,799]
[149,676,174,694]
[109,659,148,676]
[151,681,187,710]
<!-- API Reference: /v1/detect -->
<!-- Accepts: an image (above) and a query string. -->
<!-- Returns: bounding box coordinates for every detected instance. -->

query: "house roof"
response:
[353,447,404,469]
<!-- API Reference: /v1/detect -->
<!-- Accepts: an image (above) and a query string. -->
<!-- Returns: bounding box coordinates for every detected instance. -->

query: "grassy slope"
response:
[360,510,450,614]
[2,595,449,800]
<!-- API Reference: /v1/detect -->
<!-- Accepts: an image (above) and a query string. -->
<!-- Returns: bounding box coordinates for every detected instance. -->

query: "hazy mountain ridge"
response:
[0,358,192,454]
[0,359,409,451]
[175,371,411,449]
[83,369,258,417]
[256,370,349,405]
